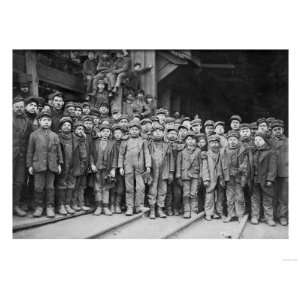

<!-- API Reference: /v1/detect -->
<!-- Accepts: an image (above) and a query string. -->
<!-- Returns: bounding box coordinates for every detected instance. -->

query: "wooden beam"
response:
[37,62,84,93]
[25,51,39,96]
[158,63,178,82]
[199,63,235,69]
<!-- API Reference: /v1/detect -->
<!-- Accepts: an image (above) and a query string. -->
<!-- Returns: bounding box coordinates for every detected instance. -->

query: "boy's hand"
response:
[177,178,183,186]
[91,164,97,173]
[58,165,62,175]
[146,167,151,174]
[168,173,174,184]
[110,169,116,178]
[265,181,272,187]
[119,168,125,176]
[28,167,33,175]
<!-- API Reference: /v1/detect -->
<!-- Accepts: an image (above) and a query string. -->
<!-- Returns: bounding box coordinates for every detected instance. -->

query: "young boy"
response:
[141,118,153,140]
[214,121,228,149]
[165,126,183,216]
[250,132,277,226]
[229,115,242,132]
[222,131,248,223]
[26,111,63,218]
[90,124,117,216]
[204,120,215,137]
[110,124,125,214]
[270,120,288,226]
[118,121,151,216]
[191,119,202,136]
[72,121,90,211]
[201,134,226,220]
[56,117,76,215]
[147,124,174,219]
[74,103,83,120]
[176,131,202,218]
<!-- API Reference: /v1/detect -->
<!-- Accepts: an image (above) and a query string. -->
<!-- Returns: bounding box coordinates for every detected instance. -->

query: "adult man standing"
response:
[13,96,32,216]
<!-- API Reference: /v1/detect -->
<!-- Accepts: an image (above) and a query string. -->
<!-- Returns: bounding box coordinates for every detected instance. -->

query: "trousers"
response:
[34,171,55,192]
[204,181,225,217]
[125,171,145,209]
[226,177,245,218]
[148,168,167,207]
[275,177,288,219]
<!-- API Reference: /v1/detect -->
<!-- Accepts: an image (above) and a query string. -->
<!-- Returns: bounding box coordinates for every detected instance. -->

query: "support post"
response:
[25,51,39,96]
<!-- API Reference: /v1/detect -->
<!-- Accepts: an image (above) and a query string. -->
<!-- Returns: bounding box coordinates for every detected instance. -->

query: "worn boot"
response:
[279,217,288,226]
[157,207,167,218]
[46,206,55,218]
[223,216,233,223]
[266,219,276,227]
[191,198,198,214]
[183,197,191,219]
[115,195,122,214]
[174,209,180,216]
[57,189,67,216]
[33,191,44,217]
[13,185,27,217]
[46,189,55,218]
[94,192,102,216]
[149,205,156,219]
[251,217,259,225]
[78,188,90,211]
[166,206,173,216]
[65,189,75,214]
[125,207,133,216]
[103,204,112,216]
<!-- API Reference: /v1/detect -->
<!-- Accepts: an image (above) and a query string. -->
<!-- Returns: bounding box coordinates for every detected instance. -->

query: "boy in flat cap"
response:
[82,101,91,116]
[141,118,153,140]
[250,132,277,226]
[64,101,76,122]
[201,134,226,220]
[165,126,182,216]
[90,124,117,216]
[176,131,202,218]
[270,120,288,226]
[24,96,40,131]
[178,124,189,143]
[110,124,126,214]
[222,131,248,222]
[204,120,215,137]
[156,108,168,125]
[249,122,258,137]
[74,103,83,121]
[256,118,271,141]
[56,117,76,215]
[91,79,112,110]
[229,115,242,132]
[147,124,174,219]
[214,121,228,149]
[49,91,64,133]
[71,121,90,212]
[191,119,202,136]
[118,121,151,216]
[13,96,32,216]
[26,111,63,218]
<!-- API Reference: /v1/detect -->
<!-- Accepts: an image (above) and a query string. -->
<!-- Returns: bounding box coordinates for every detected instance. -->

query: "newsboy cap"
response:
[227,130,240,139]
[230,115,242,123]
[214,121,225,128]
[184,131,197,139]
[156,108,168,115]
[140,118,152,125]
[59,116,73,127]
[204,120,215,127]
[13,95,24,104]
[99,123,111,131]
[191,119,202,126]
[25,96,45,107]
[270,119,285,129]
[37,110,52,120]
[239,123,250,129]
[257,118,267,125]
[128,120,141,129]
[207,134,220,143]
[48,91,63,100]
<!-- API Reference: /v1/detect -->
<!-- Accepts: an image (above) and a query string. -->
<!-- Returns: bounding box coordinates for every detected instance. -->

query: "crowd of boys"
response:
[13,90,288,226]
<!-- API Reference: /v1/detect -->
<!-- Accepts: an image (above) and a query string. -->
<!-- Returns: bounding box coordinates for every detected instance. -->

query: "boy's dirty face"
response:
[97,83,105,91]
[26,102,38,114]
[129,126,140,137]
[152,129,164,140]
[182,120,190,129]
[93,117,100,125]
[75,126,85,137]
[142,123,152,132]
[53,96,64,110]
[75,108,82,117]
[83,120,93,131]
[67,106,75,116]
[13,101,25,115]
[228,136,239,148]
[254,136,265,148]
[112,112,121,120]
[101,128,111,139]
[240,128,251,138]
[113,129,123,140]
[165,122,175,129]
[215,125,224,135]
[198,138,207,149]
[132,117,140,123]
[99,106,108,114]
[186,136,196,147]
[61,122,72,133]
[205,125,214,136]
[179,128,188,137]
[146,97,153,104]
[39,117,52,129]
[157,114,166,124]
[209,140,220,152]
[258,122,268,133]
[82,107,90,115]
[192,124,201,133]
[231,120,240,130]
[272,126,284,138]
[88,51,95,60]
[119,119,128,126]
[167,130,177,141]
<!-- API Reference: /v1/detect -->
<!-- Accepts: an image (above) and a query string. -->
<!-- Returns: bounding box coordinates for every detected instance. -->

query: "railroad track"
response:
[13,208,253,239]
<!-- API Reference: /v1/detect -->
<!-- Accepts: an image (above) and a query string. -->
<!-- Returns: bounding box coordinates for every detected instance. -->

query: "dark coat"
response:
[13,112,32,161]
[270,136,288,178]
[51,108,64,133]
[252,143,277,185]
[176,146,202,180]
[148,140,174,180]
[72,135,88,176]
[26,128,63,173]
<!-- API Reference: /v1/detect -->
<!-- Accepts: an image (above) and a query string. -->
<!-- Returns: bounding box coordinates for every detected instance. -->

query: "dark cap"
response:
[227,130,240,139]
[37,110,52,120]
[128,120,141,129]
[82,115,93,122]
[99,123,111,131]
[230,115,242,123]
[184,131,197,140]
[191,119,202,126]
[73,121,85,129]
[112,124,123,132]
[13,95,25,104]
[59,116,73,127]
[140,118,152,125]
[25,96,45,107]
[270,119,284,129]
[90,108,101,117]
[214,121,225,128]
[48,91,63,100]
[204,120,215,127]
[257,118,267,125]
[208,134,220,143]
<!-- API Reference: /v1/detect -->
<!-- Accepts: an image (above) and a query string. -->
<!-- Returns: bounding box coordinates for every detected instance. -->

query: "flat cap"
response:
[239,123,250,129]
[204,120,215,127]
[64,101,76,109]
[37,110,52,119]
[181,116,191,122]
[165,117,175,124]
[73,121,85,129]
[178,124,189,131]
[166,125,178,133]
[112,124,123,132]
[249,122,258,130]
[48,91,63,100]
[99,123,111,131]
[255,131,267,139]
[13,95,25,104]
[270,119,284,129]
[151,116,159,122]
[208,134,220,143]
[140,118,152,125]
[152,123,164,131]
[82,101,90,107]
[184,131,197,139]
[230,115,242,123]
[90,108,101,117]
[156,108,168,115]
[118,114,129,121]
[82,115,93,122]
[128,120,141,129]
[214,121,225,128]
[59,116,73,127]
[25,96,45,106]
[191,119,202,126]
[257,117,267,125]
[227,130,240,139]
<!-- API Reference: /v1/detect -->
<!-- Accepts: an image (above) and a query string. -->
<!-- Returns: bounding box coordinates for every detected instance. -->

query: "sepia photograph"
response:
[12,49,288,239]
